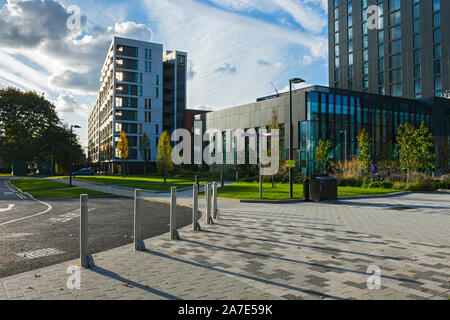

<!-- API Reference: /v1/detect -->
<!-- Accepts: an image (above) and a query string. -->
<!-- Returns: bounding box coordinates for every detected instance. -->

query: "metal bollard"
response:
[80,194,94,268]
[134,189,145,251]
[213,182,219,219]
[192,184,201,231]
[205,183,213,224]
[170,187,180,240]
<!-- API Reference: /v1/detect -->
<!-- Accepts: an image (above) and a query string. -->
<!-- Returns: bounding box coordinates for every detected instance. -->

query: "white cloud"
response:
[55,92,88,115]
[142,0,328,110]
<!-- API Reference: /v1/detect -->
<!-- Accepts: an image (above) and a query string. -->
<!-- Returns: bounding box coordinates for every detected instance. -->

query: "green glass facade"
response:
[301,89,434,173]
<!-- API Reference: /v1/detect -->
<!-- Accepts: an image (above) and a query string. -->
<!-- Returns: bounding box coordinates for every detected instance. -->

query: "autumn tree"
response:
[357,128,372,172]
[315,139,331,172]
[139,132,151,175]
[157,131,173,184]
[117,131,129,176]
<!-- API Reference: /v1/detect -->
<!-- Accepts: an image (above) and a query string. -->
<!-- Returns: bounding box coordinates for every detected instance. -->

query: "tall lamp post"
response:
[289,77,305,198]
[69,125,81,187]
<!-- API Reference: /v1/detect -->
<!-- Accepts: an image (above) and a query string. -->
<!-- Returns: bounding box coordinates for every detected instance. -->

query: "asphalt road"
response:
[0,177,193,278]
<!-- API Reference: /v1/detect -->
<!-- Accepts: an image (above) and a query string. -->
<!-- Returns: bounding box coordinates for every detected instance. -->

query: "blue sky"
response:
[0,0,329,147]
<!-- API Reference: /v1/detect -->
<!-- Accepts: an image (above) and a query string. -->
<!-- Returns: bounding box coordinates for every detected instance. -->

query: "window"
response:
[390,40,401,54]
[433,28,441,43]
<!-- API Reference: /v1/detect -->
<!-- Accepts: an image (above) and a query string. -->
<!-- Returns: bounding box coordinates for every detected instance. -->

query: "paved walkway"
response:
[0,182,449,300]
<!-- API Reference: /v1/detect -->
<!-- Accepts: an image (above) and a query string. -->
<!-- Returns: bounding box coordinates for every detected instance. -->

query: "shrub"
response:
[368,181,394,189]
[436,174,450,190]
[339,177,363,187]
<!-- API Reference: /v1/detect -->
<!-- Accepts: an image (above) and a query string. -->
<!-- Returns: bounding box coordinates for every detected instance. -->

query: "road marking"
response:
[16,248,64,259]
[0,233,33,240]
[0,204,14,212]
[50,208,95,223]
[3,192,14,195]
[0,198,52,227]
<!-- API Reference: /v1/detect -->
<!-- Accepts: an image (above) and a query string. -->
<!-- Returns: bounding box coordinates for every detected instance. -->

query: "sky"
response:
[0,0,329,147]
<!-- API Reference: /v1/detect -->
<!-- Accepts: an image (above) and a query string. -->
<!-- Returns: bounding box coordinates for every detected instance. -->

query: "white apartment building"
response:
[88,37,187,173]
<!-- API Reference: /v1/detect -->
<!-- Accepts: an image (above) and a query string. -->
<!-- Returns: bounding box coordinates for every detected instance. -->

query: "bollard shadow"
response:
[142,248,345,300]
[213,222,386,245]
[326,200,450,210]
[89,265,181,300]
[177,238,420,285]
[220,215,341,228]
[201,229,399,260]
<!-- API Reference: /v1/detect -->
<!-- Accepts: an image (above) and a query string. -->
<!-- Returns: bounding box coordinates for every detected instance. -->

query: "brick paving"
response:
[0,183,449,300]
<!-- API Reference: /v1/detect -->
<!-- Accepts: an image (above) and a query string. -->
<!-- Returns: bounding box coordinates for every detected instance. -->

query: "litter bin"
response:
[310,173,337,202]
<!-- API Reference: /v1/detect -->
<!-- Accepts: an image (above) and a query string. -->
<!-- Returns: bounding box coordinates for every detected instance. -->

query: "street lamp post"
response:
[69,125,81,188]
[289,78,305,198]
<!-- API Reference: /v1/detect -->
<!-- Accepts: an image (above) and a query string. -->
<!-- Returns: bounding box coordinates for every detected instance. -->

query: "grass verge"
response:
[118,182,203,191]
[11,178,111,199]
[63,175,194,185]
[207,182,401,200]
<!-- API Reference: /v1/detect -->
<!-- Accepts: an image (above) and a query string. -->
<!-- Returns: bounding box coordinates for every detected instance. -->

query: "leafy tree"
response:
[417,121,436,174]
[396,123,419,177]
[357,128,372,172]
[315,139,331,172]
[0,87,59,163]
[157,131,173,183]
[0,87,83,174]
[117,131,129,176]
[139,132,151,175]
[396,121,435,177]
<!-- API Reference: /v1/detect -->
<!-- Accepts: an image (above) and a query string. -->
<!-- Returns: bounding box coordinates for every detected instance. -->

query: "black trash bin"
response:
[310,173,338,202]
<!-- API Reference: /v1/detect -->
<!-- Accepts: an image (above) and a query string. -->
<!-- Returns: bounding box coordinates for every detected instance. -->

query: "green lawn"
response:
[119,182,204,191]
[0,173,12,177]
[66,175,194,185]
[11,178,111,199]
[209,182,401,200]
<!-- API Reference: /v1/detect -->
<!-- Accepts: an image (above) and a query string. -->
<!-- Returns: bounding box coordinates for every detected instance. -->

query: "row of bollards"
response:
[79,179,220,268]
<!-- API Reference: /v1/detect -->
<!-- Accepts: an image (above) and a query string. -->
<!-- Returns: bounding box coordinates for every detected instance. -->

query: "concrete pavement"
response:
[0,181,448,300]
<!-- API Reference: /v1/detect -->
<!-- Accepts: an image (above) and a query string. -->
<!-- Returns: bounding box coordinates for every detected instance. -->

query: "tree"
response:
[396,121,435,177]
[157,131,173,183]
[0,87,59,164]
[0,87,83,174]
[117,131,129,176]
[139,132,151,175]
[357,128,372,172]
[315,139,331,172]
[417,121,436,174]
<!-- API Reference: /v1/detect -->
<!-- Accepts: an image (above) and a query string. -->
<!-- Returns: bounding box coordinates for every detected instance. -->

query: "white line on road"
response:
[16,248,64,259]
[0,204,14,212]
[50,208,95,223]
[0,233,33,240]
[0,194,52,227]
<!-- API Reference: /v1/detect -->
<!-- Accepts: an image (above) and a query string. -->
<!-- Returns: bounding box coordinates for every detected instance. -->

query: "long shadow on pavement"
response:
[142,249,345,300]
[89,265,181,300]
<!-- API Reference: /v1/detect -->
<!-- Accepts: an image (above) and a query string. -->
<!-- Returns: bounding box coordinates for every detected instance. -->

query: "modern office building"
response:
[196,86,450,173]
[329,0,449,99]
[88,37,187,173]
